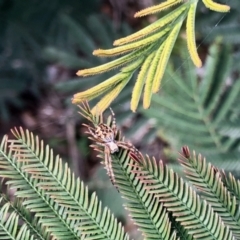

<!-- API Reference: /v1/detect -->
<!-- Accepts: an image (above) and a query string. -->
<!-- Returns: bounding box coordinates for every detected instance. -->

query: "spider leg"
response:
[104,145,116,184]
[117,141,143,163]
[83,124,101,140]
[82,123,94,130]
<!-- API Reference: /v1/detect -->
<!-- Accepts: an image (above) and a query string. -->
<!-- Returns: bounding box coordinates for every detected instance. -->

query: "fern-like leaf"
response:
[0,199,34,240]
[9,128,130,240]
[78,103,177,239]
[90,140,177,240]
[179,146,240,238]
[0,135,82,240]
[134,155,235,239]
[0,194,51,240]
[221,171,240,202]
[82,105,236,239]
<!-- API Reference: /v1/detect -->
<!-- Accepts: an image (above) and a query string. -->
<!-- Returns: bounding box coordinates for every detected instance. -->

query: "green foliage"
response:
[0,128,129,240]
[180,150,240,238]
[0,193,50,240]
[89,166,127,220]
[0,124,239,239]
[0,134,82,239]
[218,93,240,141]
[142,39,240,170]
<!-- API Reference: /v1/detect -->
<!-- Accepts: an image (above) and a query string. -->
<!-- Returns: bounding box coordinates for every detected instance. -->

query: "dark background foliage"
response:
[0,0,239,237]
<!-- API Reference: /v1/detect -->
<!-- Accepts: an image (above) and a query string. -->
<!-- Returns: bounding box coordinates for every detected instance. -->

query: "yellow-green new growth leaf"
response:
[77,46,151,76]
[93,28,171,57]
[152,21,183,93]
[114,4,188,46]
[202,0,230,12]
[121,55,145,73]
[131,52,155,112]
[72,73,127,103]
[91,57,144,113]
[91,74,131,114]
[134,0,184,18]
[186,2,202,67]
[143,44,164,109]
[73,0,231,112]
[75,57,144,113]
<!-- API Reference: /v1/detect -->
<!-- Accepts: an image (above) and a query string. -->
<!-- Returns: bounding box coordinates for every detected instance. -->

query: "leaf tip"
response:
[72,95,84,104]
[93,49,102,56]
[76,69,87,76]
[76,71,80,76]
[130,105,137,113]
[143,102,150,109]
[181,146,190,158]
[134,11,142,18]
[203,0,230,12]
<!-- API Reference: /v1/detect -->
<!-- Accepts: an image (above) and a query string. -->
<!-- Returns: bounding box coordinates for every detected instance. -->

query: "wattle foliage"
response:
[72,0,230,113]
[143,40,240,170]
[0,109,239,239]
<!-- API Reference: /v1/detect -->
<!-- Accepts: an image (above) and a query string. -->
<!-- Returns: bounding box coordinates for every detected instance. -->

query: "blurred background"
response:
[0,0,239,238]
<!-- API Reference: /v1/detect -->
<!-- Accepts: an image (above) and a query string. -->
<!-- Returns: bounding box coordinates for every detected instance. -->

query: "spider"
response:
[79,102,142,183]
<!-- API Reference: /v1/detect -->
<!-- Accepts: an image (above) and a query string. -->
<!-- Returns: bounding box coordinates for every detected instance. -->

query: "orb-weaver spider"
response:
[78,101,142,183]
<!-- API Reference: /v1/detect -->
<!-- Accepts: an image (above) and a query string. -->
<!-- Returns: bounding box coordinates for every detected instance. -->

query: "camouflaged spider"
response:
[80,103,142,179]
